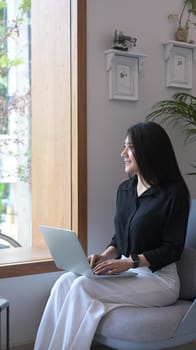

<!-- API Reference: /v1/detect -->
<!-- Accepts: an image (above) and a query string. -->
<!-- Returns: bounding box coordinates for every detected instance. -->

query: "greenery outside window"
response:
[0,0,31,247]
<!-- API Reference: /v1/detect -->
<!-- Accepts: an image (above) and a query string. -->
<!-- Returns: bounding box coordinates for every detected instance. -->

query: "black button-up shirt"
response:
[108,176,190,272]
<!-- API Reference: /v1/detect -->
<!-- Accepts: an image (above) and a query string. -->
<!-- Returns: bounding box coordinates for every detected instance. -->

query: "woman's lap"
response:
[34,266,180,349]
[53,265,179,307]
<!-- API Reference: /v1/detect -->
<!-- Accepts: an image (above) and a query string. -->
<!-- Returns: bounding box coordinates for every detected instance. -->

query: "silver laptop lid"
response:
[40,225,93,277]
[40,225,137,279]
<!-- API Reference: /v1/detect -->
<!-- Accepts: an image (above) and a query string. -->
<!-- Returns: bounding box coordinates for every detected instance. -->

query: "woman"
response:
[34,122,190,350]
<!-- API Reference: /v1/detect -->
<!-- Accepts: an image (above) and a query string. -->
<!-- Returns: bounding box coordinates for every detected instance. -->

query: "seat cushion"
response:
[177,247,196,300]
[185,200,196,249]
[96,300,191,342]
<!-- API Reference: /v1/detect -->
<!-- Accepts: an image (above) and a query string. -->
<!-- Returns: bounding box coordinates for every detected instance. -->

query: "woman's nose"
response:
[121,148,126,158]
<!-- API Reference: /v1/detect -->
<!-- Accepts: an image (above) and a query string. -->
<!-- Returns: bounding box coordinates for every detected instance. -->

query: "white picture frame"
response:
[105,49,147,101]
[164,43,193,89]
[108,55,138,101]
[104,49,140,101]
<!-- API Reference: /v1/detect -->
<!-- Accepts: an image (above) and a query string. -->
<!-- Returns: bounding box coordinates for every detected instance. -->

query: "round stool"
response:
[0,298,9,350]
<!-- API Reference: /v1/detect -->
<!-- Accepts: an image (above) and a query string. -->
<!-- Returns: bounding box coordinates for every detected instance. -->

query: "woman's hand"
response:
[88,254,107,269]
[88,246,119,270]
[92,258,132,275]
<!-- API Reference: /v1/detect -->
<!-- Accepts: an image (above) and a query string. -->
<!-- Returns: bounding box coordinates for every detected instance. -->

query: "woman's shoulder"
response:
[165,182,188,194]
[118,175,136,191]
[163,182,190,204]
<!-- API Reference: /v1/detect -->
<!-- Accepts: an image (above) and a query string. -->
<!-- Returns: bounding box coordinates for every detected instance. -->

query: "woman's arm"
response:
[143,191,190,272]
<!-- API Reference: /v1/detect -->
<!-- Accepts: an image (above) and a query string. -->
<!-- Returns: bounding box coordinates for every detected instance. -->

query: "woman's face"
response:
[121,136,139,175]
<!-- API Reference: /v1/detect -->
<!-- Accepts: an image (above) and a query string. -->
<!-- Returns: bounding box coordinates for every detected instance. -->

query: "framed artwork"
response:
[108,54,138,101]
[105,49,147,101]
[164,42,194,89]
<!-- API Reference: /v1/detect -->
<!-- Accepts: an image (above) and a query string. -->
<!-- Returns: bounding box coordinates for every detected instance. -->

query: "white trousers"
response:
[34,263,180,350]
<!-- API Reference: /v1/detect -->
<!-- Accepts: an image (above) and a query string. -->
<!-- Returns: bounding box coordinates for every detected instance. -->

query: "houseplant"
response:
[168,0,196,42]
[146,92,196,174]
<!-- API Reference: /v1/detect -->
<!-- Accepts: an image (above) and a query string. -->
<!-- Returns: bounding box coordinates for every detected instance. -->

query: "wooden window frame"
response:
[0,0,87,279]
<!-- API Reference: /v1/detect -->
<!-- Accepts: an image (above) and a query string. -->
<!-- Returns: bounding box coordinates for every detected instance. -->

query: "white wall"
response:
[1,272,62,348]
[87,0,196,255]
[1,1,196,348]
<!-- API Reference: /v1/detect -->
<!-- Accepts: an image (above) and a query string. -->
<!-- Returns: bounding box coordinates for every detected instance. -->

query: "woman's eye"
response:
[123,143,134,152]
[127,144,132,149]
[128,145,135,152]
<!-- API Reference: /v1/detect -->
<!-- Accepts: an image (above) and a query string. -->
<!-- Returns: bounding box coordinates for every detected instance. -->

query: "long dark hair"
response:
[126,121,190,194]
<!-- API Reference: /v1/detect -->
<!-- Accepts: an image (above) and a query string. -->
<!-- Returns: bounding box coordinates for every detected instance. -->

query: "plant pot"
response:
[175,27,189,42]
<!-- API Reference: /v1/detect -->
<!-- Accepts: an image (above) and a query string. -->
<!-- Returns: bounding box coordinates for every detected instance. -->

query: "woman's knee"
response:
[51,272,77,294]
[71,275,92,292]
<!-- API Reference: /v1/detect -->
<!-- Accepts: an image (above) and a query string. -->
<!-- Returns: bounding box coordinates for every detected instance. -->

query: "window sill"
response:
[0,247,60,278]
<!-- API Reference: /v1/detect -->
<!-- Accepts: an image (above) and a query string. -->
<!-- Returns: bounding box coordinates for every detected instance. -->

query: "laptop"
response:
[39,225,137,279]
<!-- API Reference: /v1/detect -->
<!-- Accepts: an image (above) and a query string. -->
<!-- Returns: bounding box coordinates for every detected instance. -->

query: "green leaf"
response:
[146,93,196,144]
[0,1,6,10]
[185,0,196,9]
[0,55,24,68]
[18,0,31,12]
[0,55,10,67]
[10,58,24,66]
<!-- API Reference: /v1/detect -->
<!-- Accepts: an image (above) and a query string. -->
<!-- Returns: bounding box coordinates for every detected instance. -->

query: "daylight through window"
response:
[0,0,31,247]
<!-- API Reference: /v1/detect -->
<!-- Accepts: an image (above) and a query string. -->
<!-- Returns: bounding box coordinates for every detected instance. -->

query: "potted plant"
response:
[146,92,196,174]
[168,0,196,42]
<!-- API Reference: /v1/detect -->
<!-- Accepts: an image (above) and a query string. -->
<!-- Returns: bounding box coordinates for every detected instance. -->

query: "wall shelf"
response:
[163,41,196,89]
[163,41,196,62]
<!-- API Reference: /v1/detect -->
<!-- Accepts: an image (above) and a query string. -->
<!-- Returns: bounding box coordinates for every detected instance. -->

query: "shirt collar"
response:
[129,175,159,198]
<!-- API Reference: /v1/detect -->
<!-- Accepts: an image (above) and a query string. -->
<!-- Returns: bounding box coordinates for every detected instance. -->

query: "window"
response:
[0,0,87,277]
[0,0,31,247]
